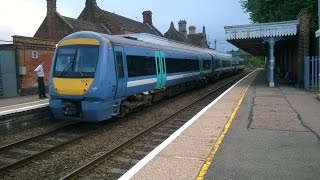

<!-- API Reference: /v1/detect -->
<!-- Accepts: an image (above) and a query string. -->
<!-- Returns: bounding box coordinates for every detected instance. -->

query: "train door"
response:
[114,46,127,98]
[199,56,204,78]
[155,51,167,89]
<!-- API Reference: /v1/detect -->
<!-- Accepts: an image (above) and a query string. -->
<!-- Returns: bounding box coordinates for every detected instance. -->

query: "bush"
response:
[244,56,264,68]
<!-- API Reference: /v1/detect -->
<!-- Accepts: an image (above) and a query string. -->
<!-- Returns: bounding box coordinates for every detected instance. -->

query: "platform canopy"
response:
[225,20,299,55]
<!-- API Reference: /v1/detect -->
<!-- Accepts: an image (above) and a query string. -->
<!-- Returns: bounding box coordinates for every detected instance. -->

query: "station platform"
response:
[0,95,48,116]
[120,69,320,180]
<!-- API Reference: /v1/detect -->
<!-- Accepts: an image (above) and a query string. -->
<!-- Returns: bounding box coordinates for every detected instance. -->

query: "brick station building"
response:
[164,20,209,48]
[0,0,162,97]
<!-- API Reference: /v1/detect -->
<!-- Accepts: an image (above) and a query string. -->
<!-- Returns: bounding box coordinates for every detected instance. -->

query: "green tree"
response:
[240,0,317,33]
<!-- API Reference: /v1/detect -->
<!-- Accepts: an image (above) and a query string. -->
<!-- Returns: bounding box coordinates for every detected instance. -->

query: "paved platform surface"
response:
[120,69,320,180]
[206,70,320,179]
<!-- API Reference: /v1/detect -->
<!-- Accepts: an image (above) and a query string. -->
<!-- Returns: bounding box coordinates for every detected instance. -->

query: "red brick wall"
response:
[297,8,310,87]
[13,36,56,94]
[34,13,73,41]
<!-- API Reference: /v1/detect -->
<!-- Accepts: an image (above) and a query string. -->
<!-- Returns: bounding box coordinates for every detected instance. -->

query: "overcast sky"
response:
[0,0,250,52]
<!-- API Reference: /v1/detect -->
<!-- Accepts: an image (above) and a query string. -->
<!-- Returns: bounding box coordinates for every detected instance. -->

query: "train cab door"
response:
[114,46,127,98]
[155,51,167,89]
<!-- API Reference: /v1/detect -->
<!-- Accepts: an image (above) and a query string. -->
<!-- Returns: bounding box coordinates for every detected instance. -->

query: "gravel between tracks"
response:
[0,75,240,179]
[0,121,68,147]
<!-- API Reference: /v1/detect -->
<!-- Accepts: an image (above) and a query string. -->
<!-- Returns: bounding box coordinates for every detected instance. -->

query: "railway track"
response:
[0,71,249,179]
[61,72,249,179]
[0,122,103,173]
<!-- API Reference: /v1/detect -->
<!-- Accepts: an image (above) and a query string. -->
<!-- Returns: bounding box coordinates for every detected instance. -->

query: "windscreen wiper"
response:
[77,65,84,77]
[59,60,73,77]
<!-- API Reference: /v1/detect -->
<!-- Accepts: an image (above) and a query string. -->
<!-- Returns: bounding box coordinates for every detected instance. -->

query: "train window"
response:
[214,59,221,69]
[55,49,76,72]
[126,55,156,77]
[76,47,99,73]
[115,51,124,78]
[53,45,99,77]
[222,60,231,68]
[166,58,199,73]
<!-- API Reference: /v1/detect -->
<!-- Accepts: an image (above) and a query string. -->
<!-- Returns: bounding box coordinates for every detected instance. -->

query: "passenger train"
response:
[49,31,244,122]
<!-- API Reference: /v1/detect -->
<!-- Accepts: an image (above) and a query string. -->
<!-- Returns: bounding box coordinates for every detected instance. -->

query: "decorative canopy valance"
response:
[225,20,299,40]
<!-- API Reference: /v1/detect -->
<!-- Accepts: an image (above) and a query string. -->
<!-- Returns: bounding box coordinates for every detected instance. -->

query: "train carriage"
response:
[49,31,242,122]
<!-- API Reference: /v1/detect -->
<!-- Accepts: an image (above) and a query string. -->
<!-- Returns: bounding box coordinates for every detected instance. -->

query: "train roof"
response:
[103,33,211,57]
[60,31,232,59]
[117,33,232,58]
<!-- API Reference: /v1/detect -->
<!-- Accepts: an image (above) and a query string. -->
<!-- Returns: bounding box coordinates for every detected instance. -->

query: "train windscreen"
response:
[53,45,99,78]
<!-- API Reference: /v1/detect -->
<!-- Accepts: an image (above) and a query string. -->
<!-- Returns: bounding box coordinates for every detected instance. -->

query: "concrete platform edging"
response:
[0,101,48,116]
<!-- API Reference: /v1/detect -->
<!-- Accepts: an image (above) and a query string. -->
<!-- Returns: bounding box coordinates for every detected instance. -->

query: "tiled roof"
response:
[100,10,162,36]
[164,22,189,43]
[187,33,202,47]
[62,16,108,33]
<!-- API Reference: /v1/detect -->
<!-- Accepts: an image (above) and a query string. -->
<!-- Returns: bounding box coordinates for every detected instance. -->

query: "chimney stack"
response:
[189,26,196,34]
[46,0,57,39]
[143,11,152,25]
[178,20,187,38]
[86,0,97,7]
[47,0,56,16]
[201,26,208,48]
[84,0,98,22]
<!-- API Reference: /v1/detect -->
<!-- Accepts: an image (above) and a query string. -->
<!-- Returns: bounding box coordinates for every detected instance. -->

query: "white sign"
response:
[316,29,320,38]
[32,51,38,59]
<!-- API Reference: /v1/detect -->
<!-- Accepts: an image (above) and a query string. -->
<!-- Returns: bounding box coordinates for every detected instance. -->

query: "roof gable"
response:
[164,22,189,43]
[100,10,162,36]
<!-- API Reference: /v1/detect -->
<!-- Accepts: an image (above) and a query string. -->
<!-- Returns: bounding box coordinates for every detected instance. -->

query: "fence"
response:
[304,56,320,91]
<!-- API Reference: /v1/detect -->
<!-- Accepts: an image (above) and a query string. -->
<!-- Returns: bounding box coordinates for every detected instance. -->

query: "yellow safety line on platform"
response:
[196,73,256,180]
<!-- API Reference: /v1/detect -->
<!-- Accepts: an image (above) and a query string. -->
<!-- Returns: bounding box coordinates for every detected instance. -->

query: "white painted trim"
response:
[225,20,299,40]
[0,103,49,116]
[166,72,200,81]
[127,71,210,88]
[127,78,157,88]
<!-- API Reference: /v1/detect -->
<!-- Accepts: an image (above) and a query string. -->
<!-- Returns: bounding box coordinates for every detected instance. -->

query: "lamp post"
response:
[316,0,320,91]
[319,0,320,91]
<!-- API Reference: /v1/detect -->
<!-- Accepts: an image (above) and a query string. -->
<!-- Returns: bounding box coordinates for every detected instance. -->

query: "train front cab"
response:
[49,34,125,122]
